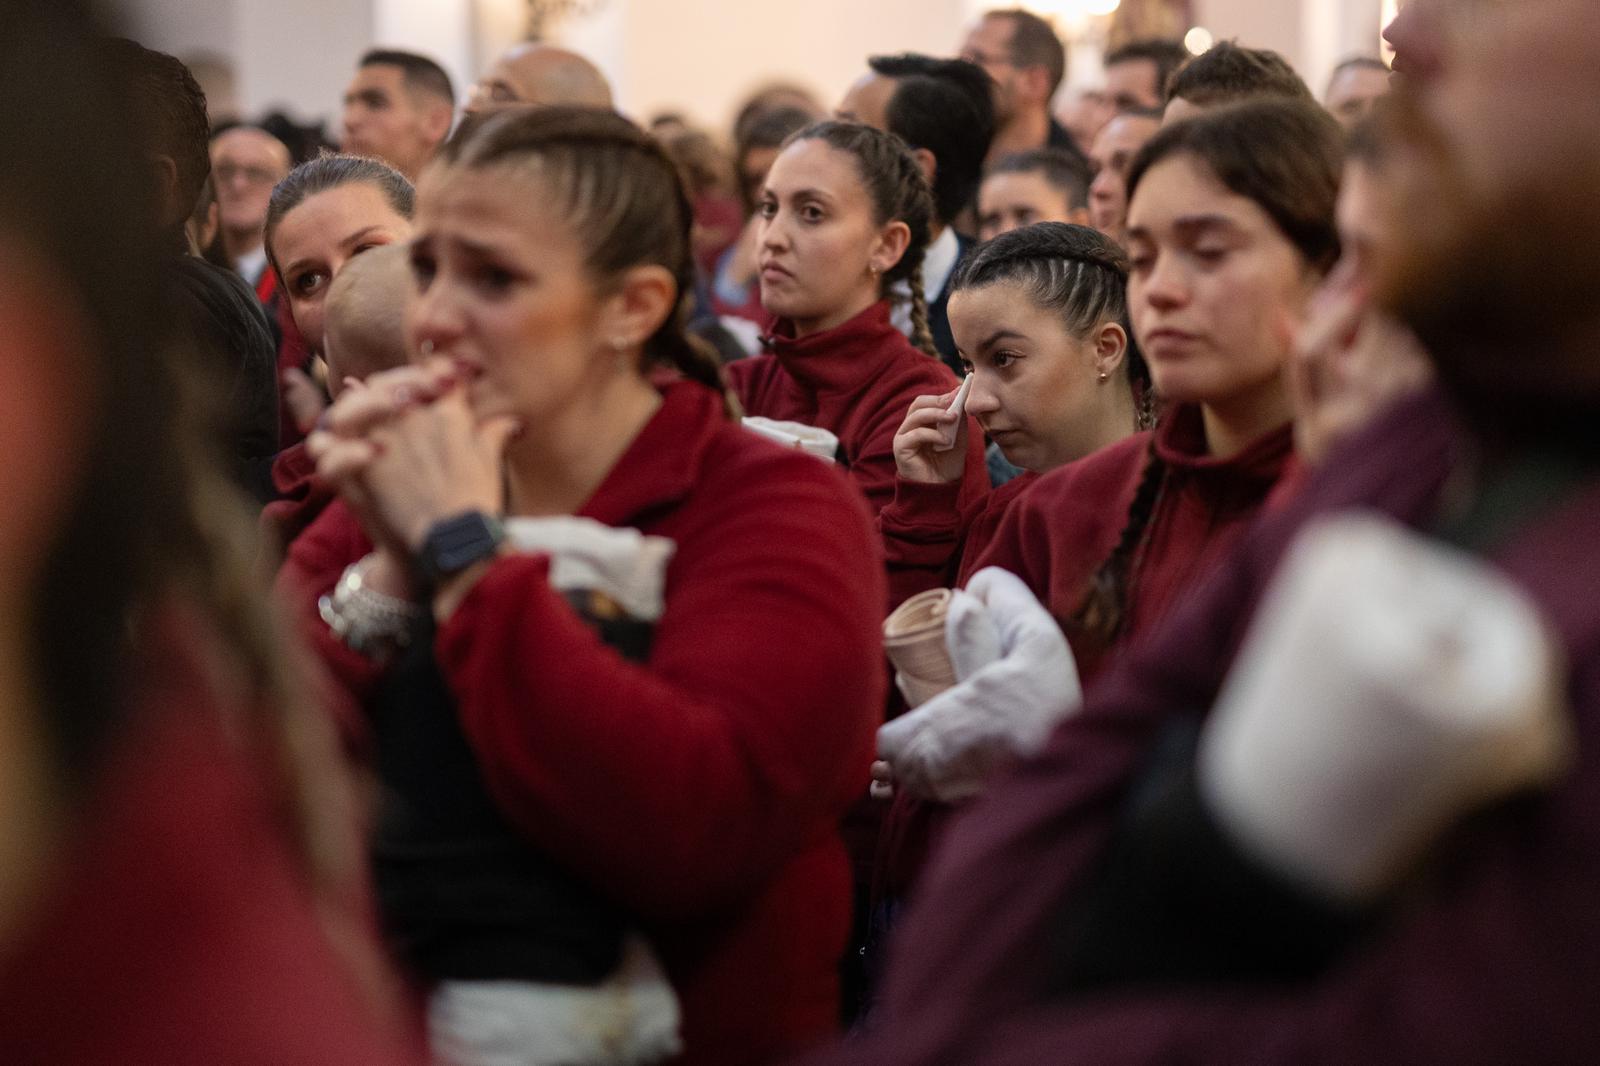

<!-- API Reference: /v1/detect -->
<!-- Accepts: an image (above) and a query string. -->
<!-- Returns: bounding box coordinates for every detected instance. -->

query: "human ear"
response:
[151,154,182,229]
[911,147,938,195]
[1092,321,1129,379]
[424,101,454,144]
[599,264,677,356]
[868,219,913,277]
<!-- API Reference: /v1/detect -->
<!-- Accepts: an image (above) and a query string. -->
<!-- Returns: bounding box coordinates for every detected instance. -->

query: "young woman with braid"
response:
[867,222,1153,985]
[726,121,987,610]
[881,221,1152,597]
[280,106,885,1065]
[878,100,1343,811]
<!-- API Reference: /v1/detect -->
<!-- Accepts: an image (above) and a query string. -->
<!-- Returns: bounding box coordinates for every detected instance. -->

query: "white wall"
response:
[553,0,971,131]
[113,0,1388,132]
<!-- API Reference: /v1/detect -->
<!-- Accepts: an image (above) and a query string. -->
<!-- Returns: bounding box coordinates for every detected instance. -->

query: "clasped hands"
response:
[306,357,522,597]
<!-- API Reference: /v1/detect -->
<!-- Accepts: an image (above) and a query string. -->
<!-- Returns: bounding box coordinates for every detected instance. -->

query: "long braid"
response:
[1072,441,1168,642]
[907,262,937,357]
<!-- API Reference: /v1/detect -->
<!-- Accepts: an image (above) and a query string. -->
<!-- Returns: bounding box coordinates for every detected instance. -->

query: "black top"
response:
[928,230,974,377]
[162,254,279,501]
[371,591,653,984]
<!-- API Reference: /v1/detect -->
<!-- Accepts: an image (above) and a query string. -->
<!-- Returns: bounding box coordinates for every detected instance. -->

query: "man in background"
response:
[977,146,1090,240]
[209,126,291,288]
[1324,56,1391,128]
[1102,38,1190,111]
[839,54,996,371]
[465,43,612,113]
[960,8,1086,165]
[340,48,454,180]
[1085,106,1161,245]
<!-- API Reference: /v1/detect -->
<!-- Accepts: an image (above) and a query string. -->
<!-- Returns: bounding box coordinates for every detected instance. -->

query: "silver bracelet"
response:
[318,554,423,658]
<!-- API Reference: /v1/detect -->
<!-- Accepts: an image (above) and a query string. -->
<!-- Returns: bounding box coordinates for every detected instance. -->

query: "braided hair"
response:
[1075,99,1344,644]
[786,120,939,356]
[436,106,738,415]
[951,221,1155,427]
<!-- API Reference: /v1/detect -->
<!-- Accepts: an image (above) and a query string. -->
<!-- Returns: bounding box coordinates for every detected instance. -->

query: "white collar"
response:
[921,225,962,302]
[890,226,963,338]
[235,246,269,287]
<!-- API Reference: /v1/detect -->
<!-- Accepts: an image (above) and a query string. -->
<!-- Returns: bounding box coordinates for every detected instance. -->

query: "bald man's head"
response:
[466,44,613,113]
[209,126,292,260]
[323,243,412,394]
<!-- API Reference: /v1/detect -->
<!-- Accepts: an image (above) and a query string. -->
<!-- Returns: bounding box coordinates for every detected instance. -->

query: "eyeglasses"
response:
[214,163,280,186]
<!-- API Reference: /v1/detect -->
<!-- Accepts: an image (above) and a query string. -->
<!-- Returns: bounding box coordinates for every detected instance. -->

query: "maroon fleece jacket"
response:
[725,300,986,610]
[972,404,1294,684]
[277,381,885,1066]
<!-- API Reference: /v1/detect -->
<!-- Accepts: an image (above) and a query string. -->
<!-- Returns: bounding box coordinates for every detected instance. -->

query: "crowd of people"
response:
[4,0,1600,1062]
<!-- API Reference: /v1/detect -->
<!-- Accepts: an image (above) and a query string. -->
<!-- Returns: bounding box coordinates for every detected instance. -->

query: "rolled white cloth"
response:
[739,416,841,462]
[1198,510,1572,903]
[428,935,683,1066]
[878,568,1082,803]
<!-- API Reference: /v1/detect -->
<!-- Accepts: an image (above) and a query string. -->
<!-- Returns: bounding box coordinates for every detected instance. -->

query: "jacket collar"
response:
[578,381,727,528]
[1153,403,1295,488]
[761,300,909,394]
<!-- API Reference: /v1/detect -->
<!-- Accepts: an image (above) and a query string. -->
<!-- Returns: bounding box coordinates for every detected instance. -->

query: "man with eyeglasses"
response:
[209,125,291,288]
[960,8,1086,167]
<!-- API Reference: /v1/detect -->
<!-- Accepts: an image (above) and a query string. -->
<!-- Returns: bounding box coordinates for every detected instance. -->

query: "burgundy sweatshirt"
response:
[818,387,1600,1065]
[972,404,1295,684]
[278,381,885,1065]
[879,470,1040,598]
[725,301,987,609]
[874,406,1294,903]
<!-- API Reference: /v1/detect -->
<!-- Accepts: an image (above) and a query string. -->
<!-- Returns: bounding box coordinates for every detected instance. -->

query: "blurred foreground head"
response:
[1375,0,1600,440]
[0,1,181,782]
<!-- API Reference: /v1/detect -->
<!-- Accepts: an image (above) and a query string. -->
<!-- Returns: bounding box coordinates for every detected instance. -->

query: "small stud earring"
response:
[1098,370,1110,381]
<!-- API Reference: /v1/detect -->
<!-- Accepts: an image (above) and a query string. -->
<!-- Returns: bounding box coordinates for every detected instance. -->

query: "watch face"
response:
[421,511,504,583]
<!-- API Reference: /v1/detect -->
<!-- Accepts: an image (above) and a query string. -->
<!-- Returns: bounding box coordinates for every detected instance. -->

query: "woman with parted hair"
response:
[282,106,885,1065]
[727,120,987,610]
[259,155,416,550]
[878,99,1342,806]
[881,221,1152,597]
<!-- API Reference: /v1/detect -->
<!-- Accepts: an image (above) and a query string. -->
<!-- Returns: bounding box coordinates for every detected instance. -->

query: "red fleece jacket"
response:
[726,301,987,609]
[261,439,336,556]
[277,382,885,1065]
[972,404,1294,685]
[879,470,1040,598]
[874,407,1293,901]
